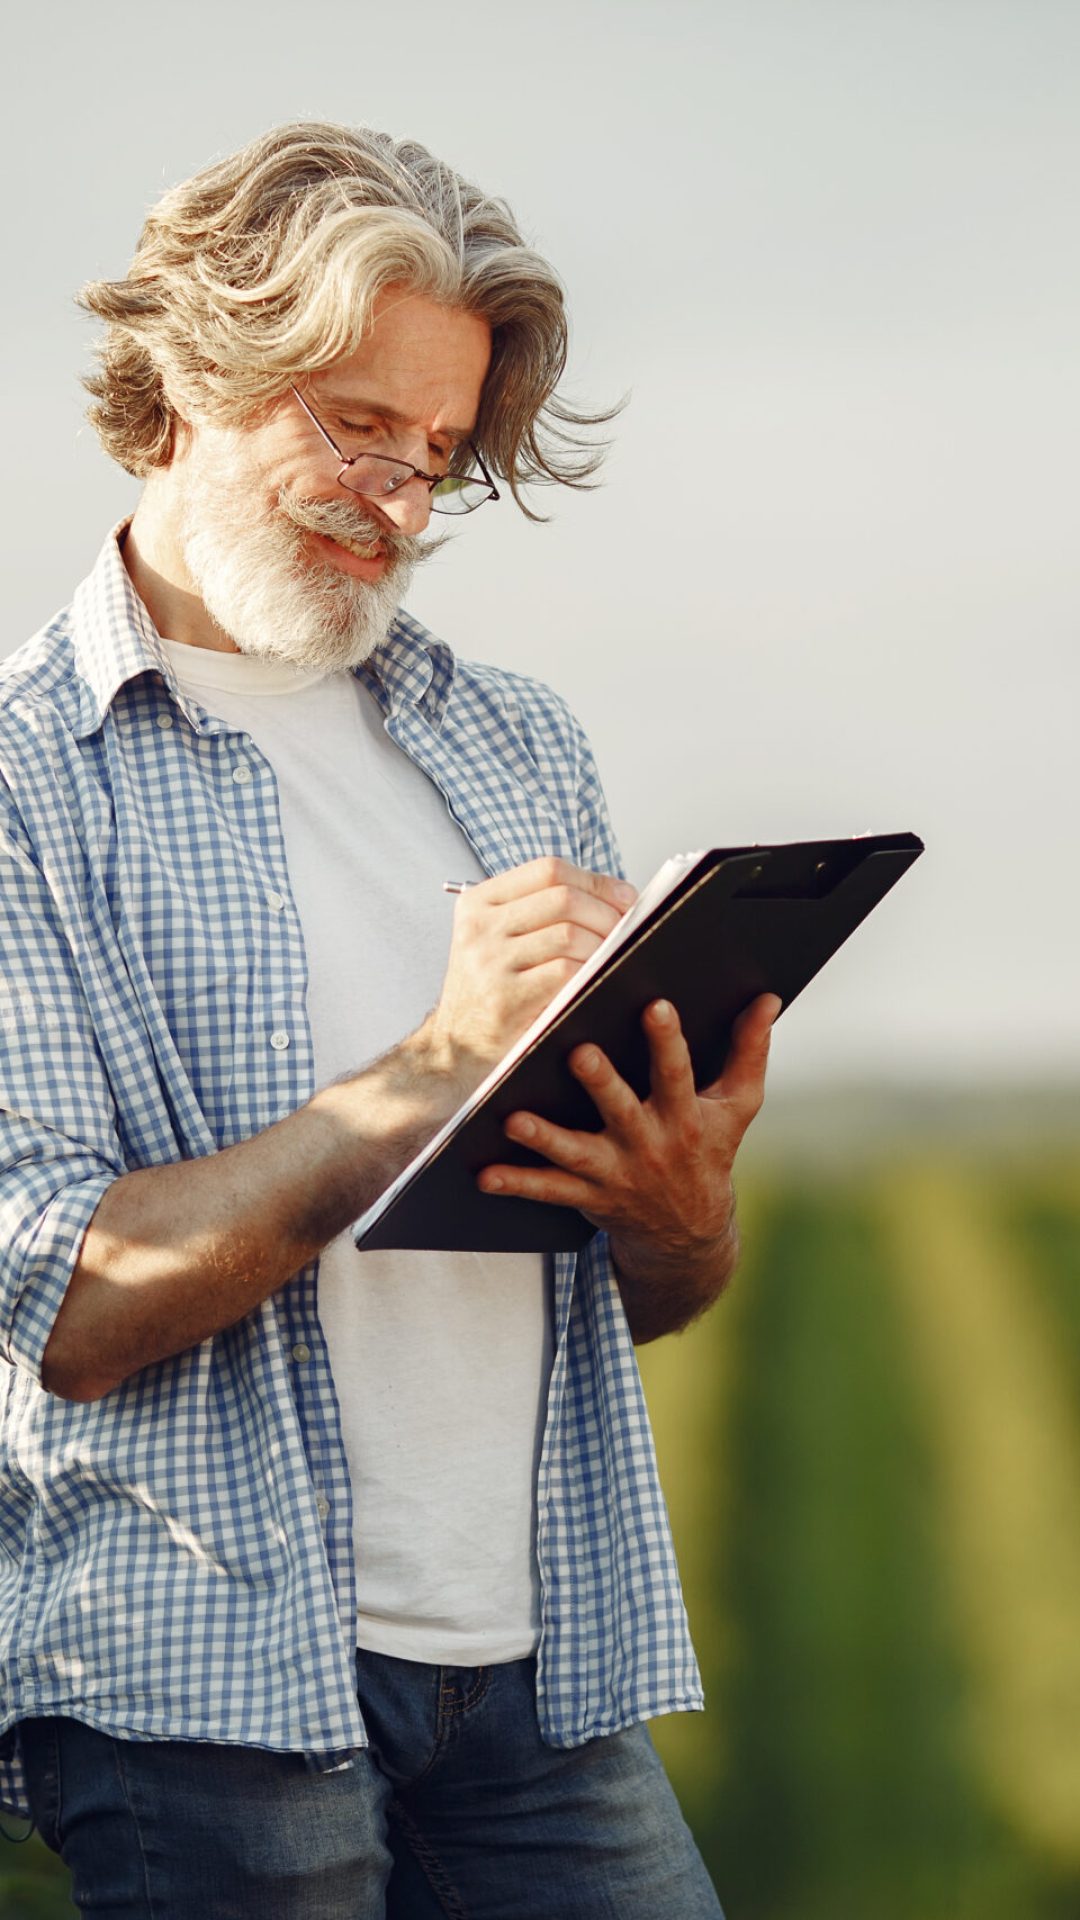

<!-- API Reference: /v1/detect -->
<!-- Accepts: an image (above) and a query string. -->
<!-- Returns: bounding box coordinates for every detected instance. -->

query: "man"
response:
[0,123,776,1916]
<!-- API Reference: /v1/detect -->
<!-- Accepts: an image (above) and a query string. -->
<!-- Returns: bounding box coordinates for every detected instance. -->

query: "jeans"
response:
[20,1650,722,1918]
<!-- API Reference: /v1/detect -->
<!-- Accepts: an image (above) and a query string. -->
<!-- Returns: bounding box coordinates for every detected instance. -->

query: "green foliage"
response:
[1000,1173,1080,1409]
[646,1159,1080,1920]
[0,1829,74,1919]
[707,1189,974,1914]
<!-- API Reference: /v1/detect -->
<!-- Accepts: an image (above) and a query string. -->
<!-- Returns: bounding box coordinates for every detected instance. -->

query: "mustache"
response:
[276,487,449,568]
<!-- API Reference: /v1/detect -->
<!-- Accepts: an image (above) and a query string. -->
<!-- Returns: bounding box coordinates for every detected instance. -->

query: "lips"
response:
[306,527,390,581]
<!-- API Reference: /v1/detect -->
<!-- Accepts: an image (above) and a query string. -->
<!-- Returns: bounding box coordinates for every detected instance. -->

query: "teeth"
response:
[328,532,381,559]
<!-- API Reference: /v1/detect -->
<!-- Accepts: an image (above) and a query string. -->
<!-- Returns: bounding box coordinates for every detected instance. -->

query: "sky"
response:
[2,0,1077,1090]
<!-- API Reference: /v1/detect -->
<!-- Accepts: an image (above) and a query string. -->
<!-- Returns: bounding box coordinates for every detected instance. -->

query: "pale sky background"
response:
[3,0,1077,1091]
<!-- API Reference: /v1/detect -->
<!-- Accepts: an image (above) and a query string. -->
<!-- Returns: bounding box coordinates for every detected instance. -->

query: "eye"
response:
[337,418,378,440]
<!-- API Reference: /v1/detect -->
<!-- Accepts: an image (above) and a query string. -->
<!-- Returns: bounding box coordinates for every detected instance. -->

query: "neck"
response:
[124,470,240,653]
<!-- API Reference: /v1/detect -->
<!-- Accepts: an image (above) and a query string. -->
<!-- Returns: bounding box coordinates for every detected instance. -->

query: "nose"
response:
[376,475,434,538]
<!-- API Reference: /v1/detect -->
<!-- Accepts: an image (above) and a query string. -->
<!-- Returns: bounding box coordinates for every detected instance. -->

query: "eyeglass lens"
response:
[337,456,492,516]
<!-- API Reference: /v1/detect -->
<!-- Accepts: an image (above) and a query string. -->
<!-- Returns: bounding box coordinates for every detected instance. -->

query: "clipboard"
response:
[352,831,924,1253]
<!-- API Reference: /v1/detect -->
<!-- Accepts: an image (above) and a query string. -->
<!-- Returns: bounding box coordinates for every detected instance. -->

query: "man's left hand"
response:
[477,992,781,1342]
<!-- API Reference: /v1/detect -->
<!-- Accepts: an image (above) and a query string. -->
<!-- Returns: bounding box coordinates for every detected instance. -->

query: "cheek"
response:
[275,458,346,506]
[243,416,331,503]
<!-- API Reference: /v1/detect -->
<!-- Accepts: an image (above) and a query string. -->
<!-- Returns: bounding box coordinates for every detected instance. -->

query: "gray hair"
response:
[79,120,615,515]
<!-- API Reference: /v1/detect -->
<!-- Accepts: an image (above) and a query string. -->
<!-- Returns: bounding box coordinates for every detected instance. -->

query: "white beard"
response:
[178,437,429,674]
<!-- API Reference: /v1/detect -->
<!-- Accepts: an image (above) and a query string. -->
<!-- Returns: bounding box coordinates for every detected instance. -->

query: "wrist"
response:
[309,1017,479,1155]
[610,1187,739,1345]
[612,1183,738,1277]
[405,1010,491,1106]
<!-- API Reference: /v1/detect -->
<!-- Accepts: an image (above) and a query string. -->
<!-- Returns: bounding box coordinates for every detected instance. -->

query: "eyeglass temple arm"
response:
[290,386,345,459]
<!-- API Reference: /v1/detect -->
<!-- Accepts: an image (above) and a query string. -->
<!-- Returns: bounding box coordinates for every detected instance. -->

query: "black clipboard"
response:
[353,831,924,1253]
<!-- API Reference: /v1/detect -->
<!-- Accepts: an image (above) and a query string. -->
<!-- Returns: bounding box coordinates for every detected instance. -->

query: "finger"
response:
[703,993,781,1106]
[501,1108,611,1179]
[641,999,697,1119]
[477,1160,598,1210]
[566,1043,647,1145]
[502,882,628,944]
[477,856,636,916]
[506,920,609,975]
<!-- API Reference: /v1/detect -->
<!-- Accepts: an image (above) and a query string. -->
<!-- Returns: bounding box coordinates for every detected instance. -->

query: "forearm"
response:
[610,1186,740,1345]
[41,1022,464,1401]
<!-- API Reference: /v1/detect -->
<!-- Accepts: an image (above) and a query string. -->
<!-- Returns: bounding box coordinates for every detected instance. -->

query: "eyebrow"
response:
[314,390,476,446]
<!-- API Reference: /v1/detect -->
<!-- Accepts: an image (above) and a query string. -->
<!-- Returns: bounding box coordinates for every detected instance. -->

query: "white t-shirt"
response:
[161,641,553,1664]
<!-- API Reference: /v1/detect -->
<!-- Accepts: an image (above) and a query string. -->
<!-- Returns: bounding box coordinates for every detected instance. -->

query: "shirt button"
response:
[291,1343,311,1364]
[232,764,253,786]
[315,1495,330,1521]
[156,713,174,730]
[266,890,286,913]
[270,1029,290,1051]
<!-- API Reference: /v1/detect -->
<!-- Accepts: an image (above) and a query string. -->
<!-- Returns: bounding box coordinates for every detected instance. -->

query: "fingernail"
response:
[509,1115,536,1141]
[652,1000,673,1023]
[576,1048,601,1076]
[482,1172,504,1192]
[615,881,637,906]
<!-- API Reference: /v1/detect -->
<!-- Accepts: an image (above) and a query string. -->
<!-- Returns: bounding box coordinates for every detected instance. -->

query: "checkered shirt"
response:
[0,530,702,1817]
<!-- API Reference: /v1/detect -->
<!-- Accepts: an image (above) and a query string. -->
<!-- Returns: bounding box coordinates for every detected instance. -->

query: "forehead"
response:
[309,288,491,434]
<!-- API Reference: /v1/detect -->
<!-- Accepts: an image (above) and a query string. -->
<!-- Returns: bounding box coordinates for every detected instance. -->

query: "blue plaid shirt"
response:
[0,529,702,1817]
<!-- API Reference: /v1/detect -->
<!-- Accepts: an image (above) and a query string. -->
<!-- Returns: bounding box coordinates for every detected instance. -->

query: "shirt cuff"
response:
[6,1173,117,1382]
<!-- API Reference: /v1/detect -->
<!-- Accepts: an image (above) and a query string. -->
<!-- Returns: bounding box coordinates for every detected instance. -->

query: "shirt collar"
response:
[68,522,196,739]
[358,608,457,728]
[69,523,457,739]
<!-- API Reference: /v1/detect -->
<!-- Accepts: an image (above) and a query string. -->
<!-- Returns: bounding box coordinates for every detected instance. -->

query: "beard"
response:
[178,436,442,674]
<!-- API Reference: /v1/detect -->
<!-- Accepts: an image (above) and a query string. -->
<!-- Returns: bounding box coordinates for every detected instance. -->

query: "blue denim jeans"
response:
[20,1650,723,1917]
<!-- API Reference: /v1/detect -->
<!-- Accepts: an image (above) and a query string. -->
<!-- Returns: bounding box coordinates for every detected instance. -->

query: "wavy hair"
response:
[79,121,615,515]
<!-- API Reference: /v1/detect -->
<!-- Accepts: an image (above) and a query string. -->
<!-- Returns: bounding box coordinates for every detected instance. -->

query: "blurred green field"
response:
[3,1151,1078,1919]
[642,1154,1080,1920]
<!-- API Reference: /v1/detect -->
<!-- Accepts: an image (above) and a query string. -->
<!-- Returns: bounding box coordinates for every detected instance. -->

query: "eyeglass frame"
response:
[289,385,500,514]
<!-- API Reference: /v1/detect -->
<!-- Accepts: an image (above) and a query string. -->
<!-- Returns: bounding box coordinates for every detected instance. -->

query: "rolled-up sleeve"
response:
[0,804,124,1381]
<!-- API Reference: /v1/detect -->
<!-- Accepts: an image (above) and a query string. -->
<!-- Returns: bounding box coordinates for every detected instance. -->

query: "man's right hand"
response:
[424,858,637,1084]
[42,857,636,1401]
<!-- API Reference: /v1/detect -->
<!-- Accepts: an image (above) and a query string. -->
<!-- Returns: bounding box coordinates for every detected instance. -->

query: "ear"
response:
[156,408,197,472]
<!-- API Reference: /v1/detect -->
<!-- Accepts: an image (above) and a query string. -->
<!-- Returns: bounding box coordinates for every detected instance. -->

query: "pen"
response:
[441,880,477,895]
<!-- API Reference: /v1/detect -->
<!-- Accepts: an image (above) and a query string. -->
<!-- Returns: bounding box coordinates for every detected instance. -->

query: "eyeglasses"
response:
[290,387,500,516]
